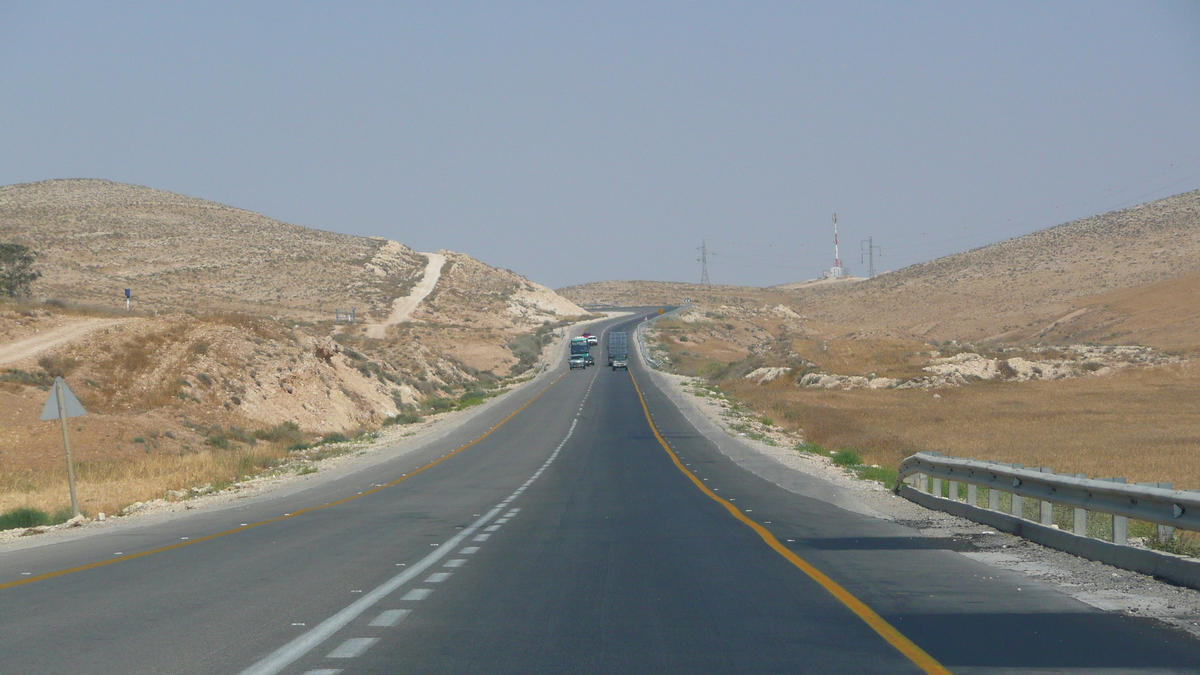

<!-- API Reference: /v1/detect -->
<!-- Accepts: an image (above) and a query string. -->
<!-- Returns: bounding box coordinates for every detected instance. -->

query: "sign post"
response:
[41,377,88,519]
[124,288,131,311]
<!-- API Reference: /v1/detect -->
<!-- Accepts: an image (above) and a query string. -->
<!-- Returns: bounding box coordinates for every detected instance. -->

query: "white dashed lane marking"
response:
[400,589,432,601]
[369,610,411,627]
[242,403,583,675]
[327,638,378,658]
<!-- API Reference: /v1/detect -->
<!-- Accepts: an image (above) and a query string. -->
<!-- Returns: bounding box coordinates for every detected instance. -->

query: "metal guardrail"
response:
[635,304,692,368]
[896,451,1199,544]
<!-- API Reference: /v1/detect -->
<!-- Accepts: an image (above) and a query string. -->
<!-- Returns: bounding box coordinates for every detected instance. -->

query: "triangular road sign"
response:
[41,377,88,420]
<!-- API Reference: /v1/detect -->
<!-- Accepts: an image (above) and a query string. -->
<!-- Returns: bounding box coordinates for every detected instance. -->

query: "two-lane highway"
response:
[2,314,1200,674]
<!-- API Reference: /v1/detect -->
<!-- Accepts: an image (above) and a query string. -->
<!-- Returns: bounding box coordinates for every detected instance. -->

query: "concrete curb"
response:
[900,486,1200,590]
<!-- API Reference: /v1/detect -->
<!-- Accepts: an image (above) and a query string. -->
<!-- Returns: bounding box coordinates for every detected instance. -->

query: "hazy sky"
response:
[3,2,1198,289]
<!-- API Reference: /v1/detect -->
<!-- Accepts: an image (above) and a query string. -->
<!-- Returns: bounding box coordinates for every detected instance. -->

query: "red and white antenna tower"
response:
[829,213,843,278]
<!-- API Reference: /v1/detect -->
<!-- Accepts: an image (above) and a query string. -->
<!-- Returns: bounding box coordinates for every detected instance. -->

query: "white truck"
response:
[608,332,628,370]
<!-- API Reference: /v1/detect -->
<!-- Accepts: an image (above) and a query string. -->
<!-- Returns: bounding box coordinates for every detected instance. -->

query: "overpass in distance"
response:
[2,312,1199,674]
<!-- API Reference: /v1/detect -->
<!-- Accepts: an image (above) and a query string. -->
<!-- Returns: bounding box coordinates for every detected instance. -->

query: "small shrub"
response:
[297,465,318,476]
[0,507,50,531]
[427,397,455,413]
[831,449,862,467]
[856,466,899,489]
[50,506,76,524]
[794,442,828,455]
[760,416,774,426]
[1,368,54,388]
[254,421,304,445]
[319,432,350,445]
[383,413,423,426]
[37,354,79,378]
[191,341,210,355]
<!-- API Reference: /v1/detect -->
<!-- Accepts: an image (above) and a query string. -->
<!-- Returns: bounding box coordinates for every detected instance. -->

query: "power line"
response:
[861,237,881,279]
[696,239,716,285]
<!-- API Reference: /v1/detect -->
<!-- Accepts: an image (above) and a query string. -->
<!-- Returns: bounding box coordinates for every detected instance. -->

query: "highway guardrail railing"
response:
[635,304,691,368]
[895,451,1200,588]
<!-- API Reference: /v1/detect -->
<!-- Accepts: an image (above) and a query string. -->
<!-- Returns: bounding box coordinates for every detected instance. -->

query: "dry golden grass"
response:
[653,289,1200,490]
[722,361,1200,489]
[0,441,296,518]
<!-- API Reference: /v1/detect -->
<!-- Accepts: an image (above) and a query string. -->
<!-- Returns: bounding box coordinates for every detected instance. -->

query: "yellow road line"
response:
[0,373,567,592]
[629,371,952,675]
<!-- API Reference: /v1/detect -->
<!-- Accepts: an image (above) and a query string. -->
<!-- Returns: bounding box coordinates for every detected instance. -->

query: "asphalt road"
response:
[2,314,1200,674]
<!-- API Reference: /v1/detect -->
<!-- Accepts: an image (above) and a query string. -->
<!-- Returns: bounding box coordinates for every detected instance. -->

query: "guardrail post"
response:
[948,480,959,502]
[932,477,942,498]
[1073,508,1087,536]
[1114,515,1128,545]
[1037,468,1054,526]
[988,487,999,511]
[1138,482,1176,544]
[917,473,928,493]
[1100,477,1128,545]
[967,483,977,506]
[1012,493,1024,519]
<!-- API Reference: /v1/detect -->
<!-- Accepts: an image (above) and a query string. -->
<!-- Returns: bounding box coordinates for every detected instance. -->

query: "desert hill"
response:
[793,189,1200,345]
[596,190,1200,490]
[0,179,427,320]
[0,179,589,519]
[561,189,1200,351]
[0,179,584,327]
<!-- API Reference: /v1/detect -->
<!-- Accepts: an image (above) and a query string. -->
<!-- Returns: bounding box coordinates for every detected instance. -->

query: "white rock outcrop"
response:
[744,367,792,385]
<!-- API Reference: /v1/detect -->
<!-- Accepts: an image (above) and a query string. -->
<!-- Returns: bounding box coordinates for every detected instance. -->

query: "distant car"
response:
[612,356,628,371]
[584,353,595,367]
[586,335,599,346]
[569,355,587,369]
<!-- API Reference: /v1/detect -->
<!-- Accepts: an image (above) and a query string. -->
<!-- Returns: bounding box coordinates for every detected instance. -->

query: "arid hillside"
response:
[1,178,585,328]
[793,189,1200,345]
[0,179,429,321]
[609,190,1200,491]
[0,179,588,521]
[562,189,1200,351]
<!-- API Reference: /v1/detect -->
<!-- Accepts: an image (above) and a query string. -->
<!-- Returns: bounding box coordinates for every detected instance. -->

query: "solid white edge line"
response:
[239,507,502,675]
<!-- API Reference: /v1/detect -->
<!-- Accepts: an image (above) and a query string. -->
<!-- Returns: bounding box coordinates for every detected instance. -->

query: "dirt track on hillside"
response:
[0,318,127,367]
[365,252,446,338]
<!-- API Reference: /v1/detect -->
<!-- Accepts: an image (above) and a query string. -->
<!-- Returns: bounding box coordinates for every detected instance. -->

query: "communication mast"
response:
[697,239,712,285]
[828,214,843,278]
